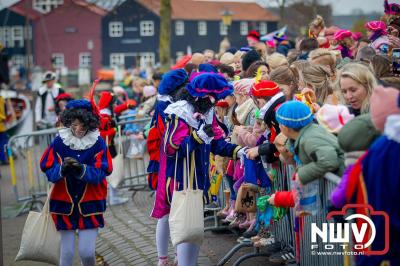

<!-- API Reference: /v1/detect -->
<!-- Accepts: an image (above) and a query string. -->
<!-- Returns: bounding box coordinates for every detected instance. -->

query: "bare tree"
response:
[159,0,171,72]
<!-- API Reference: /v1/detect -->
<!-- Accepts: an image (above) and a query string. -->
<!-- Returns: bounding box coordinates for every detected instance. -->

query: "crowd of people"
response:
[35,2,400,266]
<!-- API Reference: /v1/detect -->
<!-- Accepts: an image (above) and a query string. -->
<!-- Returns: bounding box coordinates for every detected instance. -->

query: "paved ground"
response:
[1,163,273,266]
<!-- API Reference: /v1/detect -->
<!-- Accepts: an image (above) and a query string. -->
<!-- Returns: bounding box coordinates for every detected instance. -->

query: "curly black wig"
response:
[60,108,100,131]
[179,88,214,114]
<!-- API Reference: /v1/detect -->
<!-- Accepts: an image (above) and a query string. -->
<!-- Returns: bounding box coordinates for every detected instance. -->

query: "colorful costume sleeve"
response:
[164,115,200,158]
[297,139,341,185]
[330,164,353,209]
[81,141,113,184]
[40,140,63,183]
[210,138,241,160]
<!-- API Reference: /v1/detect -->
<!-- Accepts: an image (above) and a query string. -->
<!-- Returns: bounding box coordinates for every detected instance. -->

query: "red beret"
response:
[247,30,261,42]
[55,93,73,102]
[215,100,229,108]
[250,81,280,98]
[98,91,114,110]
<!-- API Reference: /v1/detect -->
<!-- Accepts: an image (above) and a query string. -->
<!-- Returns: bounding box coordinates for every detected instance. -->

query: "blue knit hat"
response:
[158,69,188,95]
[276,101,313,129]
[186,73,233,100]
[65,99,92,111]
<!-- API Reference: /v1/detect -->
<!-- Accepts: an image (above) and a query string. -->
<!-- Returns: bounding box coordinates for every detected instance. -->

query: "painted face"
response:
[71,119,88,139]
[258,65,269,81]
[340,77,368,111]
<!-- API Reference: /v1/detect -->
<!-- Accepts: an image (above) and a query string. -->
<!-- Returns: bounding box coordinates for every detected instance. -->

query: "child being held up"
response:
[268,101,344,215]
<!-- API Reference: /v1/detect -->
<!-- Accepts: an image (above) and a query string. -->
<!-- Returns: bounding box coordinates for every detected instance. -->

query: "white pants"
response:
[60,228,98,266]
[156,215,200,266]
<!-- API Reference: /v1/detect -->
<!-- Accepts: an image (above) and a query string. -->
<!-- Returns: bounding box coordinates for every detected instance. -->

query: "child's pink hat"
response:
[316,104,354,133]
[143,85,157,98]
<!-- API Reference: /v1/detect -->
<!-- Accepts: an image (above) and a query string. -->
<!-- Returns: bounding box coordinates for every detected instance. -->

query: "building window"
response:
[176,51,184,60]
[79,53,91,68]
[175,21,184,36]
[12,26,24,48]
[33,0,63,14]
[11,55,25,67]
[198,21,207,36]
[240,22,248,36]
[140,21,154,36]
[139,52,155,68]
[259,22,268,35]
[219,22,228,36]
[110,53,125,67]
[0,27,12,47]
[52,53,64,68]
[109,22,123,37]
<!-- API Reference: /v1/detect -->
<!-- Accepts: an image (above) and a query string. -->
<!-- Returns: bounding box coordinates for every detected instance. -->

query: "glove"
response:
[63,157,84,179]
[196,124,214,144]
[203,124,214,137]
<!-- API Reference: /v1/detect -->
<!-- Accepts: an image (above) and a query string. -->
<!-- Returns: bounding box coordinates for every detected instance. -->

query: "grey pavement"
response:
[1,162,273,266]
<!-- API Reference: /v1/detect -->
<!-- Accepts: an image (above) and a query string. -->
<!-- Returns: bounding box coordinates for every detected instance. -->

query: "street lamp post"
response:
[221,9,233,40]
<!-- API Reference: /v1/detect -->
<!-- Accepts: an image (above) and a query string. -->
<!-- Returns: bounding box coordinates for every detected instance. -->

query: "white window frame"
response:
[12,26,24,48]
[0,27,13,48]
[110,53,125,67]
[109,22,123,37]
[175,21,185,36]
[219,22,228,36]
[52,53,64,68]
[11,55,25,67]
[240,22,248,36]
[139,52,155,68]
[259,22,268,35]
[176,51,184,60]
[79,53,91,68]
[198,21,207,36]
[33,0,63,14]
[140,20,154,36]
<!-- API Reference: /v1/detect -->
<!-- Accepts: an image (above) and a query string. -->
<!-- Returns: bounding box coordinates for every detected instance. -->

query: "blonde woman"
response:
[336,63,378,116]
[269,65,299,100]
[301,65,334,105]
[266,53,289,71]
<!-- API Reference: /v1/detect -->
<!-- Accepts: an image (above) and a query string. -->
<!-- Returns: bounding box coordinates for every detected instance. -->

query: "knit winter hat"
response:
[316,104,354,134]
[333,29,352,41]
[365,21,387,34]
[242,49,261,72]
[186,73,233,100]
[158,69,188,95]
[370,86,400,132]
[276,101,313,129]
[250,80,280,98]
[233,78,254,96]
[143,85,157,98]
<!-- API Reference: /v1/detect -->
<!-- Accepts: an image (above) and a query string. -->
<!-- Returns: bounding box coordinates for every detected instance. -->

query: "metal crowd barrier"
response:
[6,117,153,215]
[218,162,350,266]
[7,128,58,215]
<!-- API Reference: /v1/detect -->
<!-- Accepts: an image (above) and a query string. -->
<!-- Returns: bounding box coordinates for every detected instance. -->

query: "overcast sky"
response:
[0,0,387,15]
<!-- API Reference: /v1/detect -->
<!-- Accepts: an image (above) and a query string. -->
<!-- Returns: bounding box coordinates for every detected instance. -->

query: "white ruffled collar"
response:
[259,92,285,119]
[384,114,400,143]
[59,128,100,150]
[164,100,213,129]
[157,94,173,103]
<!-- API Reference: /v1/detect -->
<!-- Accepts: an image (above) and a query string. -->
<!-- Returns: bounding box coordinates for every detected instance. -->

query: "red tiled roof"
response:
[137,0,279,21]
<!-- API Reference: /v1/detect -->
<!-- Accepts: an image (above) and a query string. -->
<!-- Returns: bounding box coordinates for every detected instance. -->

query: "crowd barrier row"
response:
[6,117,353,266]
